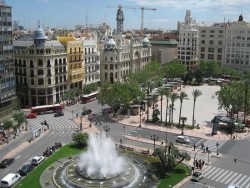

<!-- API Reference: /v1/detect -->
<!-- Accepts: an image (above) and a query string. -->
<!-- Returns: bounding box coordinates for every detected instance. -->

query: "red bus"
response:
[81,91,98,104]
[31,104,64,115]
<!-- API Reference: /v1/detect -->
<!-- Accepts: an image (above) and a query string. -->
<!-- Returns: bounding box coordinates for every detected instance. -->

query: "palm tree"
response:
[170,93,179,124]
[192,89,202,126]
[178,92,189,126]
[158,88,166,122]
[3,120,13,142]
[163,89,170,125]
[12,111,26,132]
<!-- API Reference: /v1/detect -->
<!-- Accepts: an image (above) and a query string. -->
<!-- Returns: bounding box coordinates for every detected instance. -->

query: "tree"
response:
[158,88,165,122]
[163,89,170,125]
[153,142,191,173]
[178,92,189,126]
[170,93,179,124]
[83,83,99,95]
[3,120,13,135]
[162,60,187,79]
[72,132,89,147]
[192,89,202,126]
[199,61,220,77]
[12,111,26,132]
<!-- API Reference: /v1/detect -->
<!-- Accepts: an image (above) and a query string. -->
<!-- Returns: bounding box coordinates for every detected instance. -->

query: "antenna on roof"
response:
[0,0,6,4]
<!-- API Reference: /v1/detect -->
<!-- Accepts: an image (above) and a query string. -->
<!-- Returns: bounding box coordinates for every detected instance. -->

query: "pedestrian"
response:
[201,143,204,149]
[193,144,196,151]
[120,138,122,144]
[76,114,78,118]
[202,160,205,166]
[206,146,209,153]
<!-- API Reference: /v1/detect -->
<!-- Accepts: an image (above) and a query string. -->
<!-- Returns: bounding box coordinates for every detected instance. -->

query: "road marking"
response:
[229,173,243,185]
[15,155,20,160]
[220,171,234,183]
[206,167,221,179]
[3,169,9,173]
[240,177,250,188]
[210,168,225,181]
[23,154,30,159]
[203,166,215,175]
[224,172,238,184]
[236,175,247,186]
[50,131,55,135]
[215,169,228,182]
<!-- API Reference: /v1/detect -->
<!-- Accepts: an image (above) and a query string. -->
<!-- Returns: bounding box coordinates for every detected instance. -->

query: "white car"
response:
[228,184,240,188]
[176,135,190,144]
[31,156,45,165]
[192,171,203,181]
[0,173,21,187]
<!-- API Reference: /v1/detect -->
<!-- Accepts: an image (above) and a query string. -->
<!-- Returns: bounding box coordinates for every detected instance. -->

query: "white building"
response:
[178,10,199,70]
[224,15,250,71]
[100,34,152,83]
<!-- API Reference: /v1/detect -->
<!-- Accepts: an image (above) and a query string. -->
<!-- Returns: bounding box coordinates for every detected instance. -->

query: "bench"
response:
[142,150,149,154]
[126,147,134,151]
[119,144,126,149]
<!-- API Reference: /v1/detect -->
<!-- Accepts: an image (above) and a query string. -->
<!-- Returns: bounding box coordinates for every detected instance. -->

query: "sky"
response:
[6,0,250,31]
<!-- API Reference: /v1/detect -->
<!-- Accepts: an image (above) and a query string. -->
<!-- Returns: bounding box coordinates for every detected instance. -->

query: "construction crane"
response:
[107,4,156,36]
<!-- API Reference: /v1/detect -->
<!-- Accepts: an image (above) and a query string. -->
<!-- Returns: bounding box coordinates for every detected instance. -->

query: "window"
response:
[105,65,108,70]
[38,78,44,85]
[208,48,214,52]
[31,79,34,85]
[110,64,113,70]
[201,40,205,44]
[218,48,222,53]
[209,40,214,45]
[200,47,205,52]
[217,55,222,60]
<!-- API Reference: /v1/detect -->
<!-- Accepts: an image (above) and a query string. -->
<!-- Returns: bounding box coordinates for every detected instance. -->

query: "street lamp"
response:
[103,126,110,137]
[151,134,158,149]
[180,117,187,135]
[80,114,83,131]
[139,108,143,127]
[216,142,219,156]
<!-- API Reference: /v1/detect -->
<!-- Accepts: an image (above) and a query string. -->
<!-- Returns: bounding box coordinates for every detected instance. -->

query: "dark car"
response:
[82,109,92,116]
[54,112,64,117]
[25,113,37,119]
[19,164,34,176]
[0,158,15,168]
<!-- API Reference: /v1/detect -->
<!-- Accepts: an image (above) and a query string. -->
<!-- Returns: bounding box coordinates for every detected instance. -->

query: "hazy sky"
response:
[6,0,250,30]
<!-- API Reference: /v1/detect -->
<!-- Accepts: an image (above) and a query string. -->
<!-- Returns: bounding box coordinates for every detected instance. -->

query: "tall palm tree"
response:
[163,89,170,125]
[158,88,166,122]
[178,92,189,126]
[170,93,179,124]
[192,89,202,126]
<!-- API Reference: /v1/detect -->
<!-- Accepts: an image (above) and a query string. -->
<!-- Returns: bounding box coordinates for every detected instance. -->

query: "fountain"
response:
[55,132,147,188]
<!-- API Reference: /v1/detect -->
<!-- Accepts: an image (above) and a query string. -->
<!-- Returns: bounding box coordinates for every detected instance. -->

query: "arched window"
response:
[55,59,58,66]
[59,58,62,65]
[47,60,51,67]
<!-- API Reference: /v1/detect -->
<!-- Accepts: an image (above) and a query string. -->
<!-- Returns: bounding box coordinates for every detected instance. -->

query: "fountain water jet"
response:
[77,132,125,179]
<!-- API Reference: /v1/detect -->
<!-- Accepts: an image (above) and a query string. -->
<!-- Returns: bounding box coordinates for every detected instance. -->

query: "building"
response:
[14,24,68,107]
[116,5,124,34]
[100,34,152,83]
[224,15,250,71]
[198,23,226,66]
[82,34,100,85]
[57,34,85,90]
[0,1,16,119]
[178,10,199,70]
[150,40,178,64]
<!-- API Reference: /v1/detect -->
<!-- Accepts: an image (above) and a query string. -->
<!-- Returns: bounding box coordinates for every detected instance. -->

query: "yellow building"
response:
[58,34,85,90]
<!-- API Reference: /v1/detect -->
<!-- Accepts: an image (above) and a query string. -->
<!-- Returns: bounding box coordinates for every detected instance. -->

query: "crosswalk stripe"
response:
[204,166,216,175]
[229,174,243,185]
[203,165,213,174]
[206,167,221,179]
[224,172,238,184]
[220,171,234,183]
[210,168,225,181]
[241,177,250,188]
[246,182,250,188]
[215,170,228,182]
[237,175,247,186]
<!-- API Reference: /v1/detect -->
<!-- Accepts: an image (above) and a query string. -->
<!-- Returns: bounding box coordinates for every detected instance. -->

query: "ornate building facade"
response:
[14,24,68,107]
[100,35,152,83]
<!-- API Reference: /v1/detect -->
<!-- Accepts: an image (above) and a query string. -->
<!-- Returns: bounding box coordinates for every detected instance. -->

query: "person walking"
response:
[193,144,196,151]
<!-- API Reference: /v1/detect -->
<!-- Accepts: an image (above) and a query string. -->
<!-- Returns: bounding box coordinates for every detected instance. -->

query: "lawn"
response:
[157,163,191,188]
[15,144,84,188]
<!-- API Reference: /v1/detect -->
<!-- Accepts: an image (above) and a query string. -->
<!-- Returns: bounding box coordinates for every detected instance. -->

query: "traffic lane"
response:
[127,127,202,145]
[182,180,215,188]
[0,130,70,180]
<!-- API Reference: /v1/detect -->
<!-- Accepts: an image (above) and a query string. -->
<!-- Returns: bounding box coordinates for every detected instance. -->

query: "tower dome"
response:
[142,37,150,47]
[238,14,243,22]
[104,36,117,51]
[34,21,46,47]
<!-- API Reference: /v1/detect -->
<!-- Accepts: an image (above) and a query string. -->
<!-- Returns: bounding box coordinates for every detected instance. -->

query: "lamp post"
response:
[244,79,249,123]
[151,134,158,149]
[180,117,187,135]
[80,114,83,131]
[193,149,202,174]
[139,108,143,127]
[164,132,168,161]
[103,126,110,137]
[216,142,219,156]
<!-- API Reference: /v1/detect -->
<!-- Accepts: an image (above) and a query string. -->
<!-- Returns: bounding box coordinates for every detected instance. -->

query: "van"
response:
[0,173,21,187]
[31,156,45,165]
[176,135,190,144]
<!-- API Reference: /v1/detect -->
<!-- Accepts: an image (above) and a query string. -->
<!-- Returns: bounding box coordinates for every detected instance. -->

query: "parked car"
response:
[19,164,35,176]
[25,113,37,119]
[31,156,45,166]
[54,112,64,117]
[176,135,190,144]
[0,158,15,168]
[192,171,203,181]
[82,109,92,115]
[0,173,21,188]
